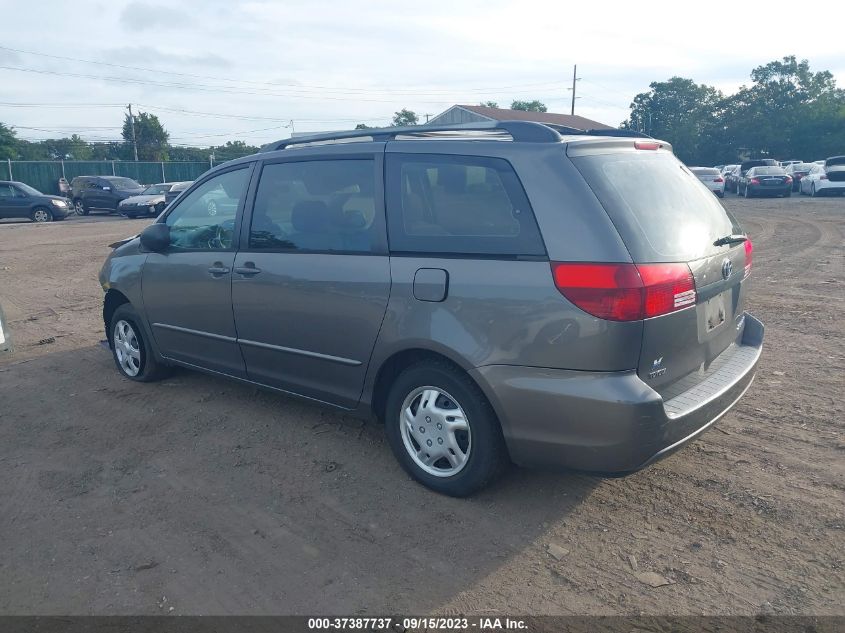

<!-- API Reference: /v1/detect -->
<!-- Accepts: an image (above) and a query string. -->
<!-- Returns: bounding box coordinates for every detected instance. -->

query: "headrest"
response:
[437,165,466,194]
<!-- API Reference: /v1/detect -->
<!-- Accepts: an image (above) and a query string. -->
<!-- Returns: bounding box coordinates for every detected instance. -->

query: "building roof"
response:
[453,105,613,130]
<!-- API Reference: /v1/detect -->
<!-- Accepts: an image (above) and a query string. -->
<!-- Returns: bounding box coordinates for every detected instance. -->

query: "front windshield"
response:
[142,184,171,195]
[16,183,43,196]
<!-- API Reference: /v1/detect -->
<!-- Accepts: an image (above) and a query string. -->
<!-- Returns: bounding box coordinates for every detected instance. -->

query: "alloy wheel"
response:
[113,319,142,377]
[32,208,51,222]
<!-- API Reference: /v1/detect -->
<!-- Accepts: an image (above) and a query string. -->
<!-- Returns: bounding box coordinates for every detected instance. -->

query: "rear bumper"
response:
[471,313,764,473]
[748,184,790,196]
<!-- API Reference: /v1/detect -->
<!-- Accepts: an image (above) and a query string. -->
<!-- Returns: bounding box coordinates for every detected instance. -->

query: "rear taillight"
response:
[750,178,760,185]
[785,176,792,183]
[821,174,828,180]
[551,262,696,322]
[714,177,724,183]
[744,239,753,277]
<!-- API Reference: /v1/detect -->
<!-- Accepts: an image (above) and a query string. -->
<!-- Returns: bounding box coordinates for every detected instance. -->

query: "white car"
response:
[800,162,845,197]
[690,167,725,197]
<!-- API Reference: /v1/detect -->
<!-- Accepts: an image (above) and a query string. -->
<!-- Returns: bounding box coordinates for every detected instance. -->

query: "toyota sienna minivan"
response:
[99,121,764,496]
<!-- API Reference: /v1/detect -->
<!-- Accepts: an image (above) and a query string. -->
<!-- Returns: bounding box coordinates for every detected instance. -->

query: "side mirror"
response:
[139,223,171,252]
[102,186,111,191]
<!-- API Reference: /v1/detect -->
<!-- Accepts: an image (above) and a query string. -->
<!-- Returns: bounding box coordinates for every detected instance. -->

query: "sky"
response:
[1,0,844,148]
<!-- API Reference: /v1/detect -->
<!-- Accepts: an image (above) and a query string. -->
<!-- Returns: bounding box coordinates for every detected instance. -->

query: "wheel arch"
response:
[369,347,497,429]
[103,289,131,344]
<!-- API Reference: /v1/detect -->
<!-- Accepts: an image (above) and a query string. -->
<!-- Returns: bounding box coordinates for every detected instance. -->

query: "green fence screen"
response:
[0,160,212,196]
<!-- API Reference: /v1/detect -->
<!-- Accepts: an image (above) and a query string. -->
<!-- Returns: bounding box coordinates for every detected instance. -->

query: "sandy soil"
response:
[0,197,842,615]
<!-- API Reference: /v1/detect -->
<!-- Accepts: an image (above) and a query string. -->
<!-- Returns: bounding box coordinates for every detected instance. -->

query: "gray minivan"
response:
[99,121,764,496]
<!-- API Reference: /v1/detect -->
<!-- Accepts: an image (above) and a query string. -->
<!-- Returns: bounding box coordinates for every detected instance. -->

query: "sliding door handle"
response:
[234,263,261,276]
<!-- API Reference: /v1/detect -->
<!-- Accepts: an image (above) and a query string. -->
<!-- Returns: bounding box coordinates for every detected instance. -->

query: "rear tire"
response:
[74,199,88,215]
[384,360,507,496]
[31,207,53,223]
[109,304,170,382]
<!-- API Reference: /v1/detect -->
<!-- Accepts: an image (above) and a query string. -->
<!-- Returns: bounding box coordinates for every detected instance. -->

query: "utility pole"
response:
[570,64,580,116]
[127,103,138,161]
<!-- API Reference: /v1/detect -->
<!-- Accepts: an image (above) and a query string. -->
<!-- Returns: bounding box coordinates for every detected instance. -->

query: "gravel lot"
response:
[0,196,843,616]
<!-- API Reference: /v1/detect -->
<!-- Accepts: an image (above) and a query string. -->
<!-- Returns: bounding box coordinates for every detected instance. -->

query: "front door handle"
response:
[207,264,231,276]
[234,263,261,276]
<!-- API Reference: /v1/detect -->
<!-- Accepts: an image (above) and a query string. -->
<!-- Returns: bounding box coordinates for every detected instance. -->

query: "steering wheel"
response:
[207,219,235,250]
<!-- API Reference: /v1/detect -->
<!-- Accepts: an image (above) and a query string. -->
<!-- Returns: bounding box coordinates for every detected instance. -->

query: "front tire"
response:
[109,304,170,382]
[31,207,53,223]
[384,360,507,496]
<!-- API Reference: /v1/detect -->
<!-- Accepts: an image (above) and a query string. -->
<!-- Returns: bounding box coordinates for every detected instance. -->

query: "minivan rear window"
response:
[386,154,545,257]
[572,151,742,263]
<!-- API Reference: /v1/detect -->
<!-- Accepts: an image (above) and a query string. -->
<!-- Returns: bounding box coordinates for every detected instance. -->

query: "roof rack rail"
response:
[261,120,562,151]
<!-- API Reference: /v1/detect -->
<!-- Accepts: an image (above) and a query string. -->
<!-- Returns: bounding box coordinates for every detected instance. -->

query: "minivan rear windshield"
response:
[571,151,742,263]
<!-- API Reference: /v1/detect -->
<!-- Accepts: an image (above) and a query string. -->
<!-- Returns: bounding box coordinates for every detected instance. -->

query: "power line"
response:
[0,44,569,95]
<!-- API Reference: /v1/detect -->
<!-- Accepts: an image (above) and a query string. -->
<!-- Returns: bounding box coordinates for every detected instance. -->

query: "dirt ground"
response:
[0,197,843,616]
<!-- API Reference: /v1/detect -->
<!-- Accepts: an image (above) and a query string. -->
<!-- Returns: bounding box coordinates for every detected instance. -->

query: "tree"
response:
[44,135,93,160]
[212,140,259,161]
[510,100,547,112]
[622,77,723,164]
[479,101,499,108]
[355,123,372,129]
[122,111,170,161]
[391,108,418,126]
[0,122,17,159]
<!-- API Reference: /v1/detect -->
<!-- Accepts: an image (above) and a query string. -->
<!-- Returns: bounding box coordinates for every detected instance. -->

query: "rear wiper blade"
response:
[713,234,748,246]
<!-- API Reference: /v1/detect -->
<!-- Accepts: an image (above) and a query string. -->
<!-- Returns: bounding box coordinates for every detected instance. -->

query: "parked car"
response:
[824,156,845,182]
[689,167,725,197]
[0,180,71,222]
[164,181,193,207]
[99,121,763,496]
[119,182,179,219]
[784,163,813,191]
[70,176,145,215]
[738,166,792,198]
[729,159,778,194]
[725,165,742,193]
[800,162,845,197]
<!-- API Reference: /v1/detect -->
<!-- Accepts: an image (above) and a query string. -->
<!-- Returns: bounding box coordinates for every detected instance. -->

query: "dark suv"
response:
[70,176,145,215]
[99,122,764,496]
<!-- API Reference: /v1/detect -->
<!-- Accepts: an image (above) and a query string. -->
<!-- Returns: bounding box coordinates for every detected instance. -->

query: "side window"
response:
[249,160,378,253]
[164,167,250,251]
[0,185,15,198]
[386,154,545,256]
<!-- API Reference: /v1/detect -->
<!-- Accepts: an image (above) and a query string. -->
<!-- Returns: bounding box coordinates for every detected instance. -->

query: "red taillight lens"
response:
[821,174,828,180]
[551,262,696,321]
[750,178,760,185]
[744,239,753,277]
[714,177,724,183]
[785,176,792,183]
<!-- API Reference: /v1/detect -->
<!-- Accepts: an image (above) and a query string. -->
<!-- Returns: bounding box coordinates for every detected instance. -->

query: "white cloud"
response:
[1,0,843,144]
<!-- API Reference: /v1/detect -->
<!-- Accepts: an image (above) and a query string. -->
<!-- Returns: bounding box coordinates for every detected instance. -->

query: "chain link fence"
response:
[1,159,213,195]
